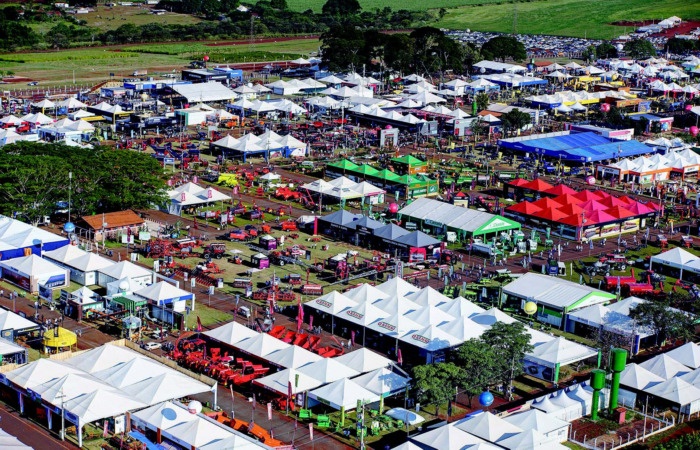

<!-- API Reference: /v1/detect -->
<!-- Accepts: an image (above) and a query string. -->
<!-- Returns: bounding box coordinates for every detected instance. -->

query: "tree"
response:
[595,42,618,59]
[666,37,697,55]
[321,0,361,16]
[454,339,499,407]
[475,92,489,112]
[500,108,531,136]
[383,33,414,73]
[481,322,533,395]
[595,312,635,369]
[629,300,695,347]
[320,24,368,72]
[269,0,287,10]
[413,362,462,415]
[480,36,526,62]
[623,39,657,59]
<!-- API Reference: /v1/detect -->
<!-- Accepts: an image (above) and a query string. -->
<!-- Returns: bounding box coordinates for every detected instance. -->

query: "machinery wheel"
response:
[216,254,222,259]
[203,253,210,259]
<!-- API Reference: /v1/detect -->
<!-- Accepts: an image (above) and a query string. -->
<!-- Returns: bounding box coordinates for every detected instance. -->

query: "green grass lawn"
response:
[0,38,319,88]
[436,0,700,39]
[185,304,233,329]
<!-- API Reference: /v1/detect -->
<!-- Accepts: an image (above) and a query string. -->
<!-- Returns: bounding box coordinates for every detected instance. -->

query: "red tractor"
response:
[202,242,228,259]
[281,220,298,232]
[228,229,252,242]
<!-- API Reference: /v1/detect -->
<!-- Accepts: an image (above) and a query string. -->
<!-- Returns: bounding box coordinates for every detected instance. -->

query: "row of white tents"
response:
[204,321,409,411]
[599,149,700,180]
[166,181,232,216]
[302,175,385,201]
[619,342,700,415]
[649,247,700,280]
[305,277,597,371]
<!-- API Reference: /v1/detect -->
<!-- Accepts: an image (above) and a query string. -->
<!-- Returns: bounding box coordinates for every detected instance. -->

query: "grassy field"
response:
[436,0,700,39]
[0,38,319,88]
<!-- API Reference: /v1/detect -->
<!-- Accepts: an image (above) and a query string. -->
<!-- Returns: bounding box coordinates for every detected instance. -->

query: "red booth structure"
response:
[504,188,660,241]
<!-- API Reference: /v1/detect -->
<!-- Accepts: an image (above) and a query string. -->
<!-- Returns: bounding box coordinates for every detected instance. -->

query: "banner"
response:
[267,402,272,421]
[308,423,314,441]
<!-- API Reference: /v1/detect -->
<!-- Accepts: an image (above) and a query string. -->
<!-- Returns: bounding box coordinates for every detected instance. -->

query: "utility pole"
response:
[58,387,66,441]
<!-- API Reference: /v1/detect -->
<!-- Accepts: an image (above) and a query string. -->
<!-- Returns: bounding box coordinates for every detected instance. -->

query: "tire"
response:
[215,254,222,259]
[203,253,210,259]
[279,260,285,266]
[619,264,626,271]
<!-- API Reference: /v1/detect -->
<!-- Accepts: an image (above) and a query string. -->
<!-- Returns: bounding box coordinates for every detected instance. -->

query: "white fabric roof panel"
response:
[308,377,380,410]
[333,348,391,374]
[503,272,614,309]
[170,82,238,103]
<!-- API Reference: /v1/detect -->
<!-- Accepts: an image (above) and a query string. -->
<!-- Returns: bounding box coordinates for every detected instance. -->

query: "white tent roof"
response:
[98,261,151,280]
[503,408,569,436]
[436,297,485,318]
[455,412,523,443]
[0,309,38,332]
[57,97,88,109]
[211,135,239,149]
[254,368,323,395]
[411,424,487,450]
[170,82,237,103]
[67,252,113,272]
[132,400,195,432]
[1,254,65,277]
[526,337,598,368]
[123,372,210,405]
[640,354,691,380]
[404,305,455,326]
[43,244,87,264]
[31,99,55,109]
[650,247,699,269]
[297,358,359,383]
[65,389,146,424]
[64,344,146,374]
[343,283,386,303]
[333,348,391,373]
[133,281,192,303]
[307,290,357,314]
[235,333,290,358]
[204,321,259,346]
[0,115,23,125]
[470,307,518,327]
[399,324,461,351]
[646,378,700,405]
[437,316,488,341]
[308,377,380,410]
[351,367,410,397]
[405,286,451,308]
[666,342,700,369]
[619,363,665,390]
[366,312,421,338]
[338,301,386,327]
[372,296,421,316]
[376,277,417,298]
[264,345,322,369]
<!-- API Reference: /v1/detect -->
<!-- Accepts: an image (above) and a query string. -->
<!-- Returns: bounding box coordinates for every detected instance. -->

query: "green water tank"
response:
[611,348,628,372]
[590,369,606,390]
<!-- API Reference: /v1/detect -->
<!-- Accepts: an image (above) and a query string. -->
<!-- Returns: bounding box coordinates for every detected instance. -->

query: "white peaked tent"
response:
[666,342,700,369]
[376,277,417,298]
[470,307,518,327]
[408,91,446,105]
[343,283,386,303]
[455,412,523,442]
[308,377,380,410]
[405,286,451,307]
[31,373,110,405]
[352,367,410,397]
[6,359,81,389]
[503,408,570,444]
[94,358,170,389]
[0,309,39,333]
[619,363,665,390]
[531,395,566,420]
[0,115,23,126]
[366,312,421,338]
[32,98,55,109]
[339,301,386,328]
[297,358,359,384]
[436,297,485,318]
[308,290,357,314]
[400,324,461,351]
[640,354,691,380]
[0,428,32,450]
[65,389,146,424]
[646,378,700,414]
[254,368,323,395]
[57,98,88,109]
[566,383,597,415]
[204,321,259,346]
[333,348,391,373]
[549,390,584,421]
[123,372,209,405]
[405,306,455,326]
[437,316,487,341]
[411,425,487,450]
[264,345,322,369]
[372,296,421,316]
[133,281,194,306]
[235,333,290,358]
[21,112,53,125]
[526,337,598,368]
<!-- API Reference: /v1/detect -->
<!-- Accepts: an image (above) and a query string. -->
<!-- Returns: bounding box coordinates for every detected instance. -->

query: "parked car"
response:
[144,342,162,351]
[27,81,39,86]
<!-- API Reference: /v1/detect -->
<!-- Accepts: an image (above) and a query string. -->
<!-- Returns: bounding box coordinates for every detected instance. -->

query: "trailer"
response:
[301,284,323,295]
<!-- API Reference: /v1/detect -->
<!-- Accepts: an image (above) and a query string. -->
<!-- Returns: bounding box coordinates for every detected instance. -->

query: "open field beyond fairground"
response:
[272,0,700,39]
[0,39,320,88]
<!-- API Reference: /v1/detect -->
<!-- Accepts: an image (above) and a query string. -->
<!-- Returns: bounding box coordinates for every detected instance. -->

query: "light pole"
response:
[67,171,72,224]
[58,387,66,441]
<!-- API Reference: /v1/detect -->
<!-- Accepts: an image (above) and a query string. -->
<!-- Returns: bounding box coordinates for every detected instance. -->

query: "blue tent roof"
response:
[498,132,652,163]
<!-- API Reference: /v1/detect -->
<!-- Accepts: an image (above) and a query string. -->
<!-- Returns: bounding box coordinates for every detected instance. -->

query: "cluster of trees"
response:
[412,322,534,412]
[321,26,490,76]
[0,142,167,225]
[0,0,429,50]
[656,432,700,450]
[623,39,658,59]
[666,37,700,54]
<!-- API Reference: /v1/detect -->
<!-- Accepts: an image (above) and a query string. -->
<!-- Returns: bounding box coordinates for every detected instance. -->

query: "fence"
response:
[568,409,674,450]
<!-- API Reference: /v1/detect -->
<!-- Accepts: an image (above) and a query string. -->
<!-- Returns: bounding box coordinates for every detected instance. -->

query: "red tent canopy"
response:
[509,178,530,187]
[544,184,577,196]
[625,202,655,215]
[575,190,605,202]
[530,197,566,210]
[605,206,636,219]
[558,203,585,216]
[586,210,618,224]
[522,178,554,192]
[553,194,581,207]
[506,201,543,215]
[559,214,585,227]
[645,202,663,211]
[598,196,630,208]
[534,207,569,222]
[578,199,608,212]
[616,195,637,205]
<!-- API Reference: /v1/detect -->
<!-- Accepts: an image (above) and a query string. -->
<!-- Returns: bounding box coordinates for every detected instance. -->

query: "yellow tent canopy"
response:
[43,327,77,349]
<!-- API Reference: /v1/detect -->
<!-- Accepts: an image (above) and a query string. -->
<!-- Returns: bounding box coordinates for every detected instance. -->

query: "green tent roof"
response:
[391,155,427,166]
[350,164,381,177]
[472,215,521,236]
[327,159,360,171]
[395,174,425,186]
[371,169,402,182]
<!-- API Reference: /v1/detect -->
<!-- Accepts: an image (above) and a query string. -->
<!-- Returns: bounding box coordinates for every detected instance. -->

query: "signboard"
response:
[2,266,30,291]
[121,235,134,244]
[419,121,439,136]
[523,360,554,381]
[379,128,399,148]
[138,231,151,241]
[38,284,53,302]
[42,274,65,289]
